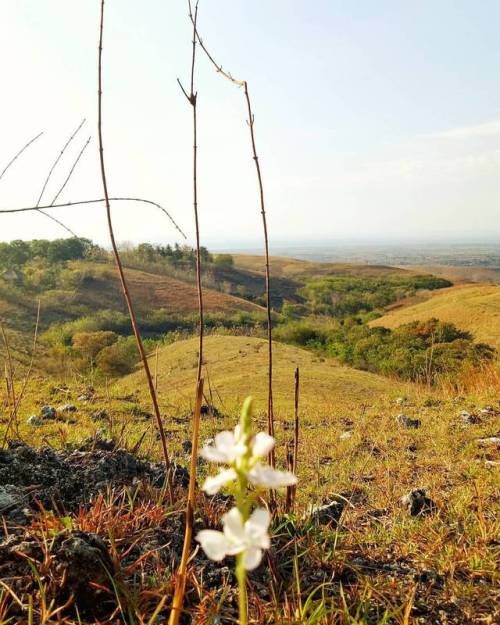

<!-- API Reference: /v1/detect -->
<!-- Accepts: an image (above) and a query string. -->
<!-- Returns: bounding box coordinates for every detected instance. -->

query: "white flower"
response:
[202,468,237,495]
[196,507,271,570]
[248,463,298,489]
[200,427,247,464]
[251,432,275,458]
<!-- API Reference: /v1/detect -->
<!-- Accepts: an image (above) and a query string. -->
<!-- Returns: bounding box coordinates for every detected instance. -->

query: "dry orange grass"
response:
[75,262,263,315]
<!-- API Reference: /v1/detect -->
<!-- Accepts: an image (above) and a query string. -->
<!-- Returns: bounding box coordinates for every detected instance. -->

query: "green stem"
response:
[236,552,248,625]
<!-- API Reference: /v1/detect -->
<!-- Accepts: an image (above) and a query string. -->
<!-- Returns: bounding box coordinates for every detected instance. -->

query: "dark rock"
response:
[0,485,29,525]
[200,404,221,417]
[0,530,113,613]
[309,497,346,526]
[401,489,437,516]
[41,405,56,419]
[459,410,480,425]
[0,441,189,512]
[182,439,193,454]
[26,415,43,427]
[91,409,108,422]
[58,404,77,413]
[396,414,421,429]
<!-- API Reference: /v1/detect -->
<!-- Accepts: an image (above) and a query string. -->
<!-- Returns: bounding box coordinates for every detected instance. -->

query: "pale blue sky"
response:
[1,1,499,247]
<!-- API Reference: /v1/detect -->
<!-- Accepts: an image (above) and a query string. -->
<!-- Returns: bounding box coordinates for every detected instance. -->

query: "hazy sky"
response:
[1,1,499,248]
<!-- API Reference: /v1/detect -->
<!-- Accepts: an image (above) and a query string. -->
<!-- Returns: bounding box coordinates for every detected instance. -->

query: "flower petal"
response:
[251,432,275,458]
[248,464,298,489]
[222,507,246,545]
[243,546,263,570]
[246,508,271,549]
[202,468,237,495]
[200,445,229,463]
[195,530,230,561]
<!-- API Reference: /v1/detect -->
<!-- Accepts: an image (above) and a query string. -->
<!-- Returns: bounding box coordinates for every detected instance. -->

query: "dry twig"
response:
[98,0,171,473]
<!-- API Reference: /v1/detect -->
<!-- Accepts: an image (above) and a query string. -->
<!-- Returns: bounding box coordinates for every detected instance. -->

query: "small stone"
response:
[478,436,500,447]
[340,430,353,440]
[182,440,193,454]
[91,410,108,422]
[40,405,56,419]
[58,404,77,413]
[401,489,437,516]
[26,415,43,427]
[77,393,92,402]
[484,460,499,468]
[396,414,421,429]
[459,411,480,425]
[309,497,345,526]
[480,406,497,416]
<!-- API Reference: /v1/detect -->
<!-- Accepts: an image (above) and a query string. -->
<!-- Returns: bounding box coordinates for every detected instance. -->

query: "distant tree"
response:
[72,330,118,364]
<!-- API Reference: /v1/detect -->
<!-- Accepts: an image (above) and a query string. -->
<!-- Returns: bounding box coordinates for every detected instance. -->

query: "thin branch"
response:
[51,135,92,205]
[2,300,41,447]
[0,132,44,182]
[0,197,187,239]
[188,4,275,466]
[98,0,171,473]
[36,208,78,237]
[188,0,244,87]
[169,378,204,625]
[177,0,204,383]
[242,81,275,466]
[36,119,86,206]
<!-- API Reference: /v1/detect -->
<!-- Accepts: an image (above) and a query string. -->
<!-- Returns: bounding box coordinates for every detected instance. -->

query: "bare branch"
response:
[0,197,187,239]
[36,119,86,206]
[50,135,92,206]
[98,0,171,473]
[0,132,44,183]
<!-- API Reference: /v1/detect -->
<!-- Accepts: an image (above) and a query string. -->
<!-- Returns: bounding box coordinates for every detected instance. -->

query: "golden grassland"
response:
[399,264,500,285]
[233,254,410,279]
[3,333,499,622]
[371,284,500,350]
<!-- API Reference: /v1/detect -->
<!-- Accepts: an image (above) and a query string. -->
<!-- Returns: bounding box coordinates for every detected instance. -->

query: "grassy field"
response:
[233,254,411,279]
[4,332,498,623]
[371,284,500,350]
[117,334,399,416]
[399,264,500,285]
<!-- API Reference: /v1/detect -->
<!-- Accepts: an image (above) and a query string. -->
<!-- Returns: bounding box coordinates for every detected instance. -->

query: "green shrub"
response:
[96,337,138,376]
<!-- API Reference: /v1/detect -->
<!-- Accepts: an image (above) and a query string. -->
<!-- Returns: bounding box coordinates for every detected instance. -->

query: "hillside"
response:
[371,284,500,350]
[0,260,262,334]
[117,334,403,415]
[398,264,500,284]
[233,253,411,279]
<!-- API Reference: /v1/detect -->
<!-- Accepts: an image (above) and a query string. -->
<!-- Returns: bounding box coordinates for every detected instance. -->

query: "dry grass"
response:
[117,334,400,416]
[371,284,500,350]
[399,264,500,285]
[233,255,411,280]
[2,336,499,623]
[75,261,262,316]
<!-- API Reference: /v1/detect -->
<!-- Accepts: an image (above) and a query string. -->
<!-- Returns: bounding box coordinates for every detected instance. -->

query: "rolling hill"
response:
[117,334,403,416]
[233,254,411,280]
[371,284,500,350]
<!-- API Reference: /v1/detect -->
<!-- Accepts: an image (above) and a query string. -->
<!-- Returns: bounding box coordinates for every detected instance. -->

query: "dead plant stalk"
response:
[187,2,275,465]
[178,0,204,383]
[97,0,171,473]
[169,378,204,625]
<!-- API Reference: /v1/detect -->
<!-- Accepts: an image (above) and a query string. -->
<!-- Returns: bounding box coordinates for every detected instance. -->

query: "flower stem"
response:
[236,553,248,625]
